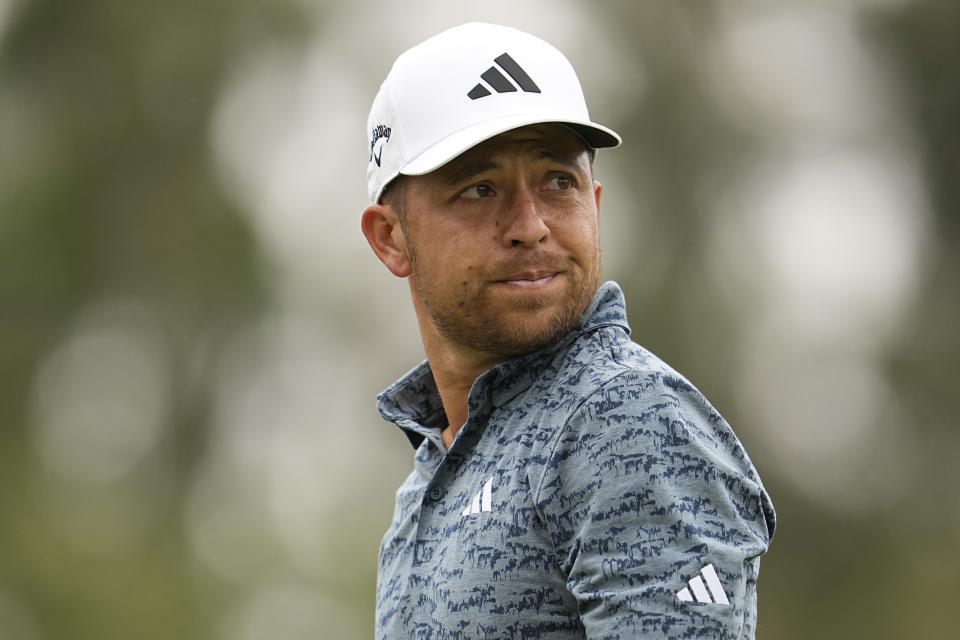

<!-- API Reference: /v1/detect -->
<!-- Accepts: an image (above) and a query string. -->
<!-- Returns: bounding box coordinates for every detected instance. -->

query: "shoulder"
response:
[563,335,755,481]
[535,331,775,539]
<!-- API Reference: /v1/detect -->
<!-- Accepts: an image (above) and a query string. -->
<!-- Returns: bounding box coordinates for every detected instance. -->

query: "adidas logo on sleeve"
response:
[676,564,730,606]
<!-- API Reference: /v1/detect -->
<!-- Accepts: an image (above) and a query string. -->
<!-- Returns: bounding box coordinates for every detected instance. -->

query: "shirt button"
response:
[427,487,444,501]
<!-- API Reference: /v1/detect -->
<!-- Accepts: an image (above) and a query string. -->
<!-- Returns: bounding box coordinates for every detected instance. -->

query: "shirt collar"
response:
[376,281,631,447]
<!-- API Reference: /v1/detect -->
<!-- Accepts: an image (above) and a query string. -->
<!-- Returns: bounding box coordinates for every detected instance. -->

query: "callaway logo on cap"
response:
[365,22,621,203]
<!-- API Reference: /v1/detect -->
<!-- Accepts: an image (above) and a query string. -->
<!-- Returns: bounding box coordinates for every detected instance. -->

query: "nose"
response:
[502,187,549,248]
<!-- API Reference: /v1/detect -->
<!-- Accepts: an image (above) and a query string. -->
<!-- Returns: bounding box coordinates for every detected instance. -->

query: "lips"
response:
[500,269,558,284]
[492,252,567,278]
[491,270,565,293]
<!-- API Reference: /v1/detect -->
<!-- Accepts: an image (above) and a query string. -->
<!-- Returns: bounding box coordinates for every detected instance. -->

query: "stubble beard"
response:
[409,245,602,361]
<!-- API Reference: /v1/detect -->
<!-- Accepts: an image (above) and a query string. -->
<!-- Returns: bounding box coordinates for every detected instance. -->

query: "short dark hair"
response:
[380,176,408,224]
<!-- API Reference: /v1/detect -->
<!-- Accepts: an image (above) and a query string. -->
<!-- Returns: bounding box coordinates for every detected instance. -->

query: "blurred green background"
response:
[1,1,957,638]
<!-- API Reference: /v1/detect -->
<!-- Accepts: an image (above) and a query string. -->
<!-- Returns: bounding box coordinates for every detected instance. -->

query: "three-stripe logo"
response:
[461,478,493,516]
[676,564,730,606]
[468,53,541,100]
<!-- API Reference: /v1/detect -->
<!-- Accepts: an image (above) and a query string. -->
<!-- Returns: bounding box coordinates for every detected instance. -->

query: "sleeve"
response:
[533,370,776,639]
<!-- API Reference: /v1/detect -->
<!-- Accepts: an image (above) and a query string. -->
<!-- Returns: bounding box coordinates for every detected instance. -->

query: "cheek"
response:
[440,235,485,272]
[409,216,490,283]
[555,210,599,251]
[417,245,482,286]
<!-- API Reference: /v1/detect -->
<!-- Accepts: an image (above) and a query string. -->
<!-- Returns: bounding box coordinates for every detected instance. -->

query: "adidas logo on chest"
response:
[461,477,494,516]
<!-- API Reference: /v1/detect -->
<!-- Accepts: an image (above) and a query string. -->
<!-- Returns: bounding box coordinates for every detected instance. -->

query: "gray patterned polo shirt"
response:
[375,281,776,639]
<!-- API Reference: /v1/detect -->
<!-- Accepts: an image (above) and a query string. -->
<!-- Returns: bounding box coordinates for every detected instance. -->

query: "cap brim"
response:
[399,114,621,177]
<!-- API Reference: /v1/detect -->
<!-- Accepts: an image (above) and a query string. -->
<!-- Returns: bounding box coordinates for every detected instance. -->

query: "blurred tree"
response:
[0,1,306,637]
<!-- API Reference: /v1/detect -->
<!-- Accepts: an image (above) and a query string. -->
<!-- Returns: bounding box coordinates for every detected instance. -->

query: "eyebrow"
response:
[533,146,585,168]
[439,143,587,187]
[441,160,500,187]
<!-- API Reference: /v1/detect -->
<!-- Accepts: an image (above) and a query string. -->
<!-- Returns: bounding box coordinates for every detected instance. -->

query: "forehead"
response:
[430,123,591,181]
[468,123,588,156]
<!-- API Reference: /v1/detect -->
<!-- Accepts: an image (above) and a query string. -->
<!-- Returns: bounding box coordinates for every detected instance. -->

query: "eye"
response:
[545,175,574,191]
[460,183,495,200]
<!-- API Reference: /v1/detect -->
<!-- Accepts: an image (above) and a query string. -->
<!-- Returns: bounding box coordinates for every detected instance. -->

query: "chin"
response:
[483,304,584,358]
[418,267,600,358]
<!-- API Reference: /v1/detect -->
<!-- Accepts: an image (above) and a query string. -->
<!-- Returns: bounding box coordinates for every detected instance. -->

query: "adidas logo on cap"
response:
[467,53,541,100]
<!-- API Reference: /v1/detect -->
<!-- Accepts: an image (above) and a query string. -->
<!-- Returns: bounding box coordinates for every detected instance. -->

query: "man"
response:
[361,22,775,639]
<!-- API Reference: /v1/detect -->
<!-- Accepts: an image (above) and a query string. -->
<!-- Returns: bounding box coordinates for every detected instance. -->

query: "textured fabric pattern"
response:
[375,282,776,639]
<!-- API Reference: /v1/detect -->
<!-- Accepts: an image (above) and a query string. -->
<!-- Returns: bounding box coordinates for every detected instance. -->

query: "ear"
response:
[593,180,603,219]
[361,203,412,278]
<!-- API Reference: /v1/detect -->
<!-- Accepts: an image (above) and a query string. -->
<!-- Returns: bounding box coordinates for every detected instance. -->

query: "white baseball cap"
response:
[366,22,621,203]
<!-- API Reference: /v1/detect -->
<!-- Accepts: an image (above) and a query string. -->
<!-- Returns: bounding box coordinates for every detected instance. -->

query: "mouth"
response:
[495,270,561,288]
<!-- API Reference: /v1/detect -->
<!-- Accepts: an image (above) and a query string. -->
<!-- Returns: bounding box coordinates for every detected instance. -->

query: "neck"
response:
[411,293,503,450]
[428,343,499,450]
